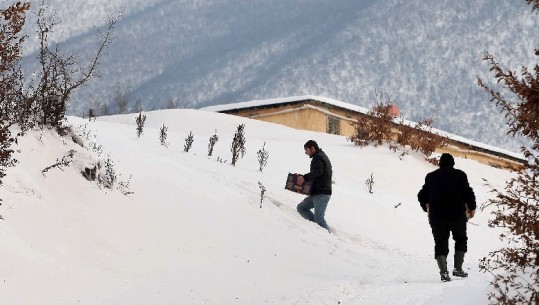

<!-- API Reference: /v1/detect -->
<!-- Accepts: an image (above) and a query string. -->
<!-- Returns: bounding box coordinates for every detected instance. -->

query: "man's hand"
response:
[469,209,476,218]
[297,175,304,186]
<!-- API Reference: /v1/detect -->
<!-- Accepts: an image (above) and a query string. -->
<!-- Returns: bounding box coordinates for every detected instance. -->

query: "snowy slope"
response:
[17,0,537,151]
[0,109,512,304]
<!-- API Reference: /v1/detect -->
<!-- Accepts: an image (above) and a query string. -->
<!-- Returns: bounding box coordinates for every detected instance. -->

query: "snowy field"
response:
[0,109,513,304]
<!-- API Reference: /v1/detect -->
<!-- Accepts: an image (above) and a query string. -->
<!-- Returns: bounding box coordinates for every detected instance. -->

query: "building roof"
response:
[201,95,370,114]
[201,95,524,161]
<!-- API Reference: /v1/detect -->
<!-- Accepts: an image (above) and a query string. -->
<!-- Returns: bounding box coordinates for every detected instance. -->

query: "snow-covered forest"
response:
[17,0,539,151]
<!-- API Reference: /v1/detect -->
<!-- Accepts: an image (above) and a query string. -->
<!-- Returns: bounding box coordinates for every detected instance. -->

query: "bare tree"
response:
[476,2,539,304]
[165,98,177,109]
[131,97,143,113]
[113,85,129,114]
[0,2,30,125]
[25,0,119,133]
[527,0,539,11]
[350,91,447,160]
[88,108,96,121]
[99,102,111,116]
[350,91,395,147]
[395,118,447,158]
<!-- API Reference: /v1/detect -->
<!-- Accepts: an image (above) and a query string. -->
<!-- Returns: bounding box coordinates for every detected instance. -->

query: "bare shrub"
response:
[0,125,17,187]
[42,150,75,174]
[350,92,394,147]
[350,91,448,160]
[365,173,374,194]
[258,181,266,208]
[116,174,133,195]
[395,118,447,158]
[257,141,269,172]
[96,155,116,190]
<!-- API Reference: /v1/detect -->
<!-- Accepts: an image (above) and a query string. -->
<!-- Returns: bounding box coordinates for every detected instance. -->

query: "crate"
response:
[285,173,312,195]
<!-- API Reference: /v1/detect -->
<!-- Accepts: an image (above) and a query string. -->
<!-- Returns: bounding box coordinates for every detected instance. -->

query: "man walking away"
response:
[417,153,476,282]
[296,140,333,232]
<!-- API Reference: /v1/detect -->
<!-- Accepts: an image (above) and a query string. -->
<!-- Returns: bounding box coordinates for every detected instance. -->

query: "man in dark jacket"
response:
[418,153,476,282]
[296,140,333,232]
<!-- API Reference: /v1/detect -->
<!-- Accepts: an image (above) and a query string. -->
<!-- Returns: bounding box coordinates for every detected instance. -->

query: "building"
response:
[202,95,524,169]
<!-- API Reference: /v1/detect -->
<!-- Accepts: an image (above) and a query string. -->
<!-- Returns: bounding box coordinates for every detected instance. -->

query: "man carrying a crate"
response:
[296,140,333,232]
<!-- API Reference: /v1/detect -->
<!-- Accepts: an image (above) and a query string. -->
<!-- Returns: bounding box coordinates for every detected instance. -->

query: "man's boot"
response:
[436,255,451,282]
[453,251,468,277]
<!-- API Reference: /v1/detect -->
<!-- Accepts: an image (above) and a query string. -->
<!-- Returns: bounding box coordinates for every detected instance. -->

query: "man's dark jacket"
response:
[303,149,332,195]
[417,166,476,221]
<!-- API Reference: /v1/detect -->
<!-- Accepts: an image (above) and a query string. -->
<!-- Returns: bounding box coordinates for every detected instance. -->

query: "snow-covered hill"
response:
[0,109,513,304]
[17,0,537,152]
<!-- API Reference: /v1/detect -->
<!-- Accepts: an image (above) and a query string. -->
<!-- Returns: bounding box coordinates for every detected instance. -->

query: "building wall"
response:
[234,102,357,136]
[258,108,328,133]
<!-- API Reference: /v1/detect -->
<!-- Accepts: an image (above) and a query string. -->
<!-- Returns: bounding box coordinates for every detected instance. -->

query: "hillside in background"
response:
[0,109,514,304]
[18,0,538,151]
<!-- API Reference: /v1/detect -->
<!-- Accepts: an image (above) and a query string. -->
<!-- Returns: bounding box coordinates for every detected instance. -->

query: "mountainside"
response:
[0,109,513,304]
[19,0,538,151]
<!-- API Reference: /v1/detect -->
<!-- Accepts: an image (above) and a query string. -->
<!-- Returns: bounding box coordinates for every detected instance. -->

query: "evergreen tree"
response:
[184,131,194,152]
[135,111,146,138]
[231,124,246,166]
[159,124,168,147]
[208,130,219,157]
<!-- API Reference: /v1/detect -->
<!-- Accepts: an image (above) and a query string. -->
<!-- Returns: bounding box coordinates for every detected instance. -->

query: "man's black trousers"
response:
[429,220,467,258]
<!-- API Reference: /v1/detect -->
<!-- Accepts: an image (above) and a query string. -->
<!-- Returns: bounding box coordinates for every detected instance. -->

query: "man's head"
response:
[439,153,455,167]
[304,140,319,158]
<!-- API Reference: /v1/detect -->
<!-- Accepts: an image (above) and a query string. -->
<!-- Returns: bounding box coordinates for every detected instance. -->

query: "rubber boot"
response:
[453,251,468,277]
[436,255,451,282]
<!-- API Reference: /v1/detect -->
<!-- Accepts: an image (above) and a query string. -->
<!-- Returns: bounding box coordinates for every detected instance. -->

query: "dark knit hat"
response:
[439,153,455,167]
